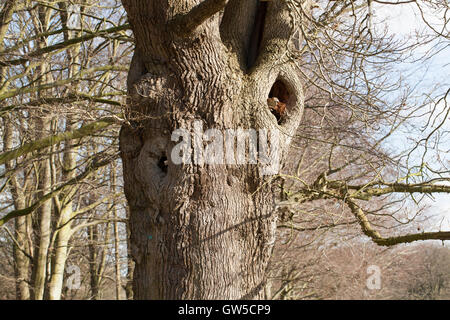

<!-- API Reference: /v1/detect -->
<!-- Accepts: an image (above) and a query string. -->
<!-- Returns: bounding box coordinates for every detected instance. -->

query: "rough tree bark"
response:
[120,0,305,299]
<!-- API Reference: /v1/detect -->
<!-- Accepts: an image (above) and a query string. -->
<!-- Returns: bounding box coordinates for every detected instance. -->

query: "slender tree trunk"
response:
[125,207,134,300]
[111,168,122,300]
[120,0,304,299]
[88,220,110,300]
[3,117,31,300]
[31,7,53,300]
[113,215,122,300]
[0,2,31,299]
[47,208,71,300]
[32,116,53,300]
[13,213,31,300]
[97,221,110,299]
[47,147,76,301]
[32,93,53,301]
[47,2,82,299]
[88,224,100,300]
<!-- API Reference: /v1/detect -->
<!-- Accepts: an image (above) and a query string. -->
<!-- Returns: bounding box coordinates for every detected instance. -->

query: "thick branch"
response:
[345,197,450,246]
[250,0,295,72]
[0,65,128,101]
[278,220,358,232]
[169,0,228,36]
[283,174,450,246]
[329,180,450,200]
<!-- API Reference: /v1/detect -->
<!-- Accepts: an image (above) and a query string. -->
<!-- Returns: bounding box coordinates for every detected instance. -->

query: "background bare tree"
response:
[0,0,132,300]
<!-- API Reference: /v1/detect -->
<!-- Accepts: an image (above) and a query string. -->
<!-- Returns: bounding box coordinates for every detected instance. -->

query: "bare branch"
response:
[0,155,117,227]
[346,197,450,246]
[0,24,131,67]
[0,117,119,166]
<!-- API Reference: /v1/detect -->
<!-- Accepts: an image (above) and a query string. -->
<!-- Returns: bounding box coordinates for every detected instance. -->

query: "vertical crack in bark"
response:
[157,155,168,174]
[219,0,259,70]
[246,0,268,69]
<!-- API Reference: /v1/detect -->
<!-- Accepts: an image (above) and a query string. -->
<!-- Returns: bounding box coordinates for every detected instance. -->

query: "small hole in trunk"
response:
[157,156,168,174]
[268,80,290,124]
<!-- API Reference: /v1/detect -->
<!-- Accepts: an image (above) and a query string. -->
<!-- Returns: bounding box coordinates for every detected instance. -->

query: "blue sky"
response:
[373,2,450,230]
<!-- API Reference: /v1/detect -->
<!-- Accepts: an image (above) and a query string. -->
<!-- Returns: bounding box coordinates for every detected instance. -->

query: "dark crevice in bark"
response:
[157,155,168,174]
[269,80,290,104]
[246,0,268,70]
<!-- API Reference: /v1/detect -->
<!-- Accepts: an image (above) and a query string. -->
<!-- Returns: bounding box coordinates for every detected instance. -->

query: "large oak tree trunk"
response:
[120,0,305,299]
